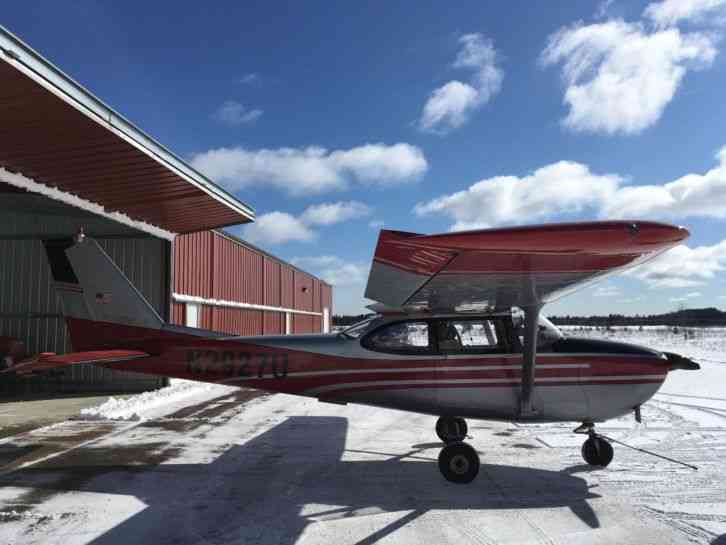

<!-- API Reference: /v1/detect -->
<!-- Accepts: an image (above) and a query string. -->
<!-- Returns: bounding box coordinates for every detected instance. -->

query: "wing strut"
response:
[519,304,542,418]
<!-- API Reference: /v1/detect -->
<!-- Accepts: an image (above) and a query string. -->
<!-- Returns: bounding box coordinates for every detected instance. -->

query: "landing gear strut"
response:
[575,423,614,467]
[436,416,468,443]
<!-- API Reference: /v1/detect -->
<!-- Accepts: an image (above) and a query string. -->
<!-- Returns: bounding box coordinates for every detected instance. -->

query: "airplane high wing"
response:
[364,221,689,312]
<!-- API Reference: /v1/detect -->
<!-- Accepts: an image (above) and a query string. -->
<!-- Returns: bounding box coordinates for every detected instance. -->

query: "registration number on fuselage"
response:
[186,350,288,379]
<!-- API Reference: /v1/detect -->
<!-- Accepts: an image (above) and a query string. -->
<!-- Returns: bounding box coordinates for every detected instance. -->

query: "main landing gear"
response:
[436,416,479,483]
[575,423,614,467]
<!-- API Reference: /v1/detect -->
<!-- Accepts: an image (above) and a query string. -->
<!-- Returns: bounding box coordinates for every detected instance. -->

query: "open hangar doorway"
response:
[0,185,172,397]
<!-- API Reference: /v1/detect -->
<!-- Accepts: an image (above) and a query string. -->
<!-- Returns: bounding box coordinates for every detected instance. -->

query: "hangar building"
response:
[0,26,332,396]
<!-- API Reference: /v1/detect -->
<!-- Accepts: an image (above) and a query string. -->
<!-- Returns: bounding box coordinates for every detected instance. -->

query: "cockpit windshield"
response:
[340,316,379,339]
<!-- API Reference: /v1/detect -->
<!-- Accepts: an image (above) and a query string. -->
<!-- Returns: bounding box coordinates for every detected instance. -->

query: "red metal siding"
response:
[294,271,314,312]
[173,230,331,336]
[171,302,185,325]
[213,235,263,305]
[281,267,294,309]
[264,258,281,307]
[263,311,284,335]
[174,231,214,298]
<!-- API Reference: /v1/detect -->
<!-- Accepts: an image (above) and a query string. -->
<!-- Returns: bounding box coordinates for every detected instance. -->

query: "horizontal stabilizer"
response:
[3,350,149,376]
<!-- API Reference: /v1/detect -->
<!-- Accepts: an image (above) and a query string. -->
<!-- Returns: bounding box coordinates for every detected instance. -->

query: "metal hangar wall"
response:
[0,25,332,397]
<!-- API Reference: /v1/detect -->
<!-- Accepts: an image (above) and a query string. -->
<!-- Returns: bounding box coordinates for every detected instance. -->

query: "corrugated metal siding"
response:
[264,257,281,307]
[263,311,283,335]
[173,230,332,337]
[173,231,213,298]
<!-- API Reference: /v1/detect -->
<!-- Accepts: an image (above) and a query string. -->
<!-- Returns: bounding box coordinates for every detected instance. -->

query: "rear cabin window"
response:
[436,319,502,353]
[364,321,430,353]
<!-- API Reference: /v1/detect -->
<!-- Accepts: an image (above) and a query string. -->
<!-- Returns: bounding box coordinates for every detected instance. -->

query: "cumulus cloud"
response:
[415,148,726,229]
[418,33,503,133]
[540,19,717,134]
[603,146,726,219]
[212,100,263,126]
[627,240,726,288]
[191,143,427,196]
[240,212,315,245]
[239,201,371,245]
[644,0,726,27]
[292,256,369,287]
[300,201,371,226]
[414,161,622,230]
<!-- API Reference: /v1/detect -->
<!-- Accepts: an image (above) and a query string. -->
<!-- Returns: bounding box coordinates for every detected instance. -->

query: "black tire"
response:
[436,416,468,443]
[438,442,480,484]
[581,437,614,467]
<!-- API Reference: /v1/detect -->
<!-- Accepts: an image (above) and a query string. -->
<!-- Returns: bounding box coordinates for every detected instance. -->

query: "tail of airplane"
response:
[44,236,165,350]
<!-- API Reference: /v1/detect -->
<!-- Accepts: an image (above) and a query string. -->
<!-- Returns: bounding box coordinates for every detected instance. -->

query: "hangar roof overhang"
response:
[0,25,254,240]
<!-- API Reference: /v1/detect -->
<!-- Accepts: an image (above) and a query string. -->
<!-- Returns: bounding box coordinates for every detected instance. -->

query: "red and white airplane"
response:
[5,221,699,483]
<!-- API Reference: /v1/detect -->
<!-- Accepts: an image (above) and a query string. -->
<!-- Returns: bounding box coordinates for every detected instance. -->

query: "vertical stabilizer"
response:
[44,237,164,331]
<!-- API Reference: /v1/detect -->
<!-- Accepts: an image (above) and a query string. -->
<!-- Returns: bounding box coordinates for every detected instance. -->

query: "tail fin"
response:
[44,237,164,333]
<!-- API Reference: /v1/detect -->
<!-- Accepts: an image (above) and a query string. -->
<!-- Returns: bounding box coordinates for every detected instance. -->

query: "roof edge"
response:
[0,24,254,224]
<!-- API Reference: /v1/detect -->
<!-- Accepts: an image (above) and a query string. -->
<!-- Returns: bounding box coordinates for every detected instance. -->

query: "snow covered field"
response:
[0,328,724,545]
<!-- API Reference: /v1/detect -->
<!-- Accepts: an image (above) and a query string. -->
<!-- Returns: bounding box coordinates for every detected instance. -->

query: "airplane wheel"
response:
[581,436,614,467]
[436,416,468,443]
[438,442,479,484]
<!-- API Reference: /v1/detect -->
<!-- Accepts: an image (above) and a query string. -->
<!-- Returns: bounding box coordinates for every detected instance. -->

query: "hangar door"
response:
[0,189,170,396]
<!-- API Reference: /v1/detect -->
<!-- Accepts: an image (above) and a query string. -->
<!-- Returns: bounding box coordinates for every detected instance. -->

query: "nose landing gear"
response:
[435,416,468,443]
[435,417,479,483]
[575,423,614,467]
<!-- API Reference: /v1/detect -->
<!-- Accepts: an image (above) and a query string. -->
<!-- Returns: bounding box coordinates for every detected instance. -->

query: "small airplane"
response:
[4,221,700,483]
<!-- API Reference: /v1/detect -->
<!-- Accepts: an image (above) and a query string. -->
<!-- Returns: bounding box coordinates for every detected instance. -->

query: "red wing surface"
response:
[365,221,689,312]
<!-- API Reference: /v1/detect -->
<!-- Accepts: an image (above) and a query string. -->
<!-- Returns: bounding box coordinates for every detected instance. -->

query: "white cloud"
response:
[238,201,371,246]
[300,201,371,226]
[212,100,263,126]
[240,212,315,245]
[418,33,503,133]
[540,20,717,134]
[292,256,369,287]
[240,73,260,84]
[603,146,726,219]
[191,143,427,196]
[593,284,622,297]
[414,160,622,229]
[670,291,702,302]
[644,0,726,27]
[368,219,385,229]
[415,148,726,228]
[628,240,726,288]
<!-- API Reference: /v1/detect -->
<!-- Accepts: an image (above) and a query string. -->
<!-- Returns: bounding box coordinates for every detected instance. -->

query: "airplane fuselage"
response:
[70,316,671,424]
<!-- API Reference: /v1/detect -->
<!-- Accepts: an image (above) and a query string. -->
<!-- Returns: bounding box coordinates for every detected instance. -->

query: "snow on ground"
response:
[77,379,237,422]
[0,328,724,545]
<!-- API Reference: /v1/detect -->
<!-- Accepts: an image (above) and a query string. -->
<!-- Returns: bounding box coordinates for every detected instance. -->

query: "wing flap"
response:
[365,221,689,312]
[4,350,150,376]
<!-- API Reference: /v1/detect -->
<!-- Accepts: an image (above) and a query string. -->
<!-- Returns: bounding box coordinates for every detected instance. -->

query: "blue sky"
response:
[5,1,726,315]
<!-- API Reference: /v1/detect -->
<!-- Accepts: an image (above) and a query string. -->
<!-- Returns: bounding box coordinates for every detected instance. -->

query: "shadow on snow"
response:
[0,416,601,544]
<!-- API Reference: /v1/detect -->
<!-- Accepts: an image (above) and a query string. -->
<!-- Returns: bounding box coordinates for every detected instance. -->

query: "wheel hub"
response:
[450,454,470,475]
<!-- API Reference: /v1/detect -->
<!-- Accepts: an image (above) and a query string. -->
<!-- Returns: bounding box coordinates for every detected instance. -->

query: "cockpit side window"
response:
[435,318,507,354]
[362,321,432,354]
